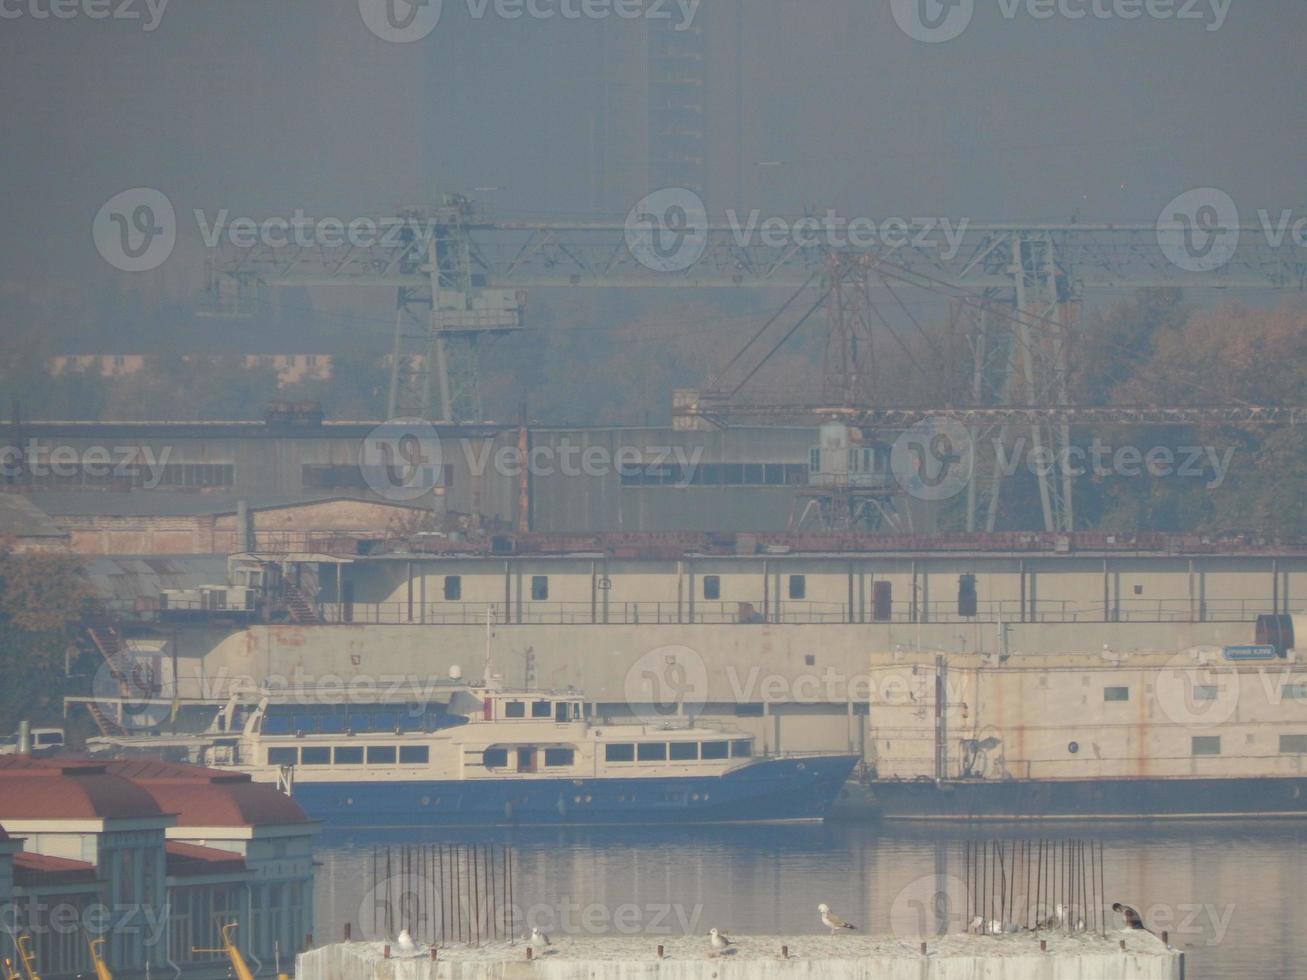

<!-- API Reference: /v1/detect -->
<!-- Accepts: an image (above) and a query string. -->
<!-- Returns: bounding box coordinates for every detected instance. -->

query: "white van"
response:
[0,728,65,756]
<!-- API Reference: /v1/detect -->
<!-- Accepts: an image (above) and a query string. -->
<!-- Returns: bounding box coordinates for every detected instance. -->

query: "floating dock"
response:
[296,932,1183,979]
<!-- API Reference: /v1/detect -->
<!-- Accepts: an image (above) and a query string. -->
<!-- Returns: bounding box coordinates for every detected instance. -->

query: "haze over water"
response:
[314,821,1307,980]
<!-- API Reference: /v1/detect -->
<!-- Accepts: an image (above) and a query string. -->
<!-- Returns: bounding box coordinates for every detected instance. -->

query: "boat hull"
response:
[289,755,859,827]
[833,775,1307,821]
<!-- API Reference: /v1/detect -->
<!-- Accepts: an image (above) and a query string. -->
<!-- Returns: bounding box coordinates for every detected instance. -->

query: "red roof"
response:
[0,758,164,821]
[105,758,310,828]
[13,851,98,887]
[165,841,246,877]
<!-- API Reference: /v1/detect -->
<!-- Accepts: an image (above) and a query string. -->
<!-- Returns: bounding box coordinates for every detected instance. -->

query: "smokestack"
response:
[236,500,253,551]
[17,720,30,755]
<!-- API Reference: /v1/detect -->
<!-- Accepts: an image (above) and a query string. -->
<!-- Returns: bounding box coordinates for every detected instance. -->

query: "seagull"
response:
[968,915,985,934]
[709,928,736,955]
[1112,902,1151,933]
[396,928,416,955]
[530,927,552,947]
[818,903,857,935]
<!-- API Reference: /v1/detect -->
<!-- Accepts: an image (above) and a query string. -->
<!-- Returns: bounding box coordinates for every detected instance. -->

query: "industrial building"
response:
[0,755,316,979]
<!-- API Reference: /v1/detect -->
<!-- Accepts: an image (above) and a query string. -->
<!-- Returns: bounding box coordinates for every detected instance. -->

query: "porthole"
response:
[1068,741,1080,754]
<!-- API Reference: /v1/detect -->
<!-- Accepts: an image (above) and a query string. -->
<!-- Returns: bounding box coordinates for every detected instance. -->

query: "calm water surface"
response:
[314,821,1307,979]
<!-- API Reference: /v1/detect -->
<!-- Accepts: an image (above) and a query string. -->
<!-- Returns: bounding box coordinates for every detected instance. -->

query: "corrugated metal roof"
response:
[0,493,67,538]
[83,555,231,601]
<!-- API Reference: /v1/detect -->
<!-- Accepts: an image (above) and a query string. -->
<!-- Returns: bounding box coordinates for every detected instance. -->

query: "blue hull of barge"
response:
[289,755,859,827]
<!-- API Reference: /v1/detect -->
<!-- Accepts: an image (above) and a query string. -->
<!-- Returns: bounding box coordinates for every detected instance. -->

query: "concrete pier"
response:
[296,933,1182,979]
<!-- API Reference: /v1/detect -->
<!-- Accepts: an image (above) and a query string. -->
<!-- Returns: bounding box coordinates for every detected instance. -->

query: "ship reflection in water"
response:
[315,821,1307,980]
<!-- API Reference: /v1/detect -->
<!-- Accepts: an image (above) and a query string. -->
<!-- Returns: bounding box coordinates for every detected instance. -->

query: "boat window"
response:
[367,746,397,764]
[1283,684,1307,699]
[399,745,430,764]
[505,701,526,718]
[1193,685,1220,701]
[348,711,372,732]
[268,747,297,766]
[669,742,698,761]
[300,747,330,765]
[334,746,364,765]
[703,575,721,600]
[1191,736,1221,756]
[544,747,574,767]
[319,715,347,734]
[730,739,752,758]
[1279,734,1307,753]
[532,701,552,718]
[637,742,668,761]
[531,575,549,600]
[483,747,508,768]
[374,710,399,731]
[605,743,635,763]
[701,741,729,760]
[293,713,317,733]
[1103,686,1130,702]
[788,575,806,600]
[444,575,461,600]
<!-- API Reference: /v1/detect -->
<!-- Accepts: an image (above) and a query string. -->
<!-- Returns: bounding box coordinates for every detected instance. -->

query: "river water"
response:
[314,820,1307,979]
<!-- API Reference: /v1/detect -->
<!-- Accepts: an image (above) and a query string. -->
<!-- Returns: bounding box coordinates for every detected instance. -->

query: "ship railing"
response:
[314,596,1279,626]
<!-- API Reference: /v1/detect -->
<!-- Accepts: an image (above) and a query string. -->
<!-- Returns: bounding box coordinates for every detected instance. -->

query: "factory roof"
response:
[0,493,68,539]
[105,758,311,828]
[0,758,165,821]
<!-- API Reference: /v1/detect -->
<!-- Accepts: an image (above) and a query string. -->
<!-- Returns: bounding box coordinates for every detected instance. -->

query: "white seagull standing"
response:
[818,903,857,935]
[530,927,552,947]
[709,928,736,955]
[396,928,417,955]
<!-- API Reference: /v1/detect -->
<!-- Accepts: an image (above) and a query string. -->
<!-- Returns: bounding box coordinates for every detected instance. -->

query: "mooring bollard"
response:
[657,944,664,958]
[430,947,438,961]
[1120,939,1127,951]
[383,945,391,959]
[781,945,789,959]
[1162,931,1169,946]
[920,942,927,955]
[1040,939,1047,952]
[304,933,313,950]
[343,922,351,942]
[526,946,534,961]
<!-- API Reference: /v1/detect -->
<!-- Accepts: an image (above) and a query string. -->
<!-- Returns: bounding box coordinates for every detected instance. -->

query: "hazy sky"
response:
[1,0,1304,335]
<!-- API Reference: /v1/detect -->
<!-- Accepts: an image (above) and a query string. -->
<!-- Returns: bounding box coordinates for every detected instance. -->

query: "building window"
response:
[873,581,893,621]
[788,575,806,600]
[531,575,549,600]
[544,748,574,767]
[366,745,397,764]
[959,574,978,617]
[444,576,461,600]
[483,747,508,768]
[637,742,668,762]
[703,575,721,600]
[669,742,698,761]
[399,745,430,764]
[333,746,364,765]
[1103,687,1130,702]
[1279,735,1307,753]
[605,743,635,763]
[1192,736,1222,756]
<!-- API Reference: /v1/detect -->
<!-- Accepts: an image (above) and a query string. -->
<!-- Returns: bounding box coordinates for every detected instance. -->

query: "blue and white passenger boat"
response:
[88,681,858,827]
